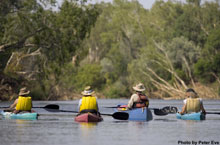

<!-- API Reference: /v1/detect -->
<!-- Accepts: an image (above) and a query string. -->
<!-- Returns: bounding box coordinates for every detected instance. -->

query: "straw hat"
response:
[81,86,95,96]
[19,87,30,96]
[133,83,146,92]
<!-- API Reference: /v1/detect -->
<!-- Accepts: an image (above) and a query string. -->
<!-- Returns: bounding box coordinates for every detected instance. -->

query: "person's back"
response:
[127,83,149,109]
[180,88,206,115]
[186,98,201,113]
[15,96,32,111]
[79,95,98,113]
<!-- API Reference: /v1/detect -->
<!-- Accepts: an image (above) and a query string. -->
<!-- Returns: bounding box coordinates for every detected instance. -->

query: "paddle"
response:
[163,106,220,115]
[206,112,220,115]
[165,107,220,115]
[0,104,59,110]
[152,107,220,116]
[34,104,59,109]
[101,112,129,120]
[151,106,178,116]
[44,106,129,120]
[104,105,178,116]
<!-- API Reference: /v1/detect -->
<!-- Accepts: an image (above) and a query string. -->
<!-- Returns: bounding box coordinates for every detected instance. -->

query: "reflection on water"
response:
[79,122,98,130]
[15,120,31,143]
[129,121,149,129]
[79,122,98,136]
[15,119,30,125]
[154,118,178,122]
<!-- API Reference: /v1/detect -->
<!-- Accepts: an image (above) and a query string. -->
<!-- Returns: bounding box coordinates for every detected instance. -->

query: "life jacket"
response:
[186,98,201,113]
[15,96,32,111]
[79,96,98,112]
[133,93,149,108]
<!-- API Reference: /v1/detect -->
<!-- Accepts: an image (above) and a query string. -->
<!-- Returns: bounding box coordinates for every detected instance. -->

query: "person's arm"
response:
[10,99,18,109]
[179,99,187,115]
[145,94,149,107]
[78,99,82,111]
[127,96,134,109]
[127,94,138,109]
[96,103,99,112]
[179,104,186,115]
[200,100,206,115]
[95,97,99,111]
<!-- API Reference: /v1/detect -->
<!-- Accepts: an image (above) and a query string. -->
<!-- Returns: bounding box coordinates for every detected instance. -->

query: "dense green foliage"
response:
[0,0,100,99]
[0,0,220,100]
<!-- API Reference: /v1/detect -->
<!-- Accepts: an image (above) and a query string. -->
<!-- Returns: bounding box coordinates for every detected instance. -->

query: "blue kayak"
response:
[115,105,153,121]
[0,111,38,120]
[176,112,205,120]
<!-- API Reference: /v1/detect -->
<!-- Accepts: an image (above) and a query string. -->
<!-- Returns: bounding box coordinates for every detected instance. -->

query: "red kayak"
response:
[75,113,103,122]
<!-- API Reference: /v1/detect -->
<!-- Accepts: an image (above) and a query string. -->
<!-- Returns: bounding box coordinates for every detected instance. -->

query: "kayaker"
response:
[8,87,33,114]
[127,83,149,110]
[179,88,206,115]
[78,86,100,116]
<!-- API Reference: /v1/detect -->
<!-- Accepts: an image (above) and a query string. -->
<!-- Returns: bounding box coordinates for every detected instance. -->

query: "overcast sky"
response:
[56,0,172,9]
[55,0,216,10]
[86,0,215,9]
[87,0,169,9]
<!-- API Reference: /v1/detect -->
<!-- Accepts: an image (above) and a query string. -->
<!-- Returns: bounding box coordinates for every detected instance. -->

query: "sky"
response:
[56,0,171,9]
[87,0,170,9]
[86,0,216,9]
[55,0,216,10]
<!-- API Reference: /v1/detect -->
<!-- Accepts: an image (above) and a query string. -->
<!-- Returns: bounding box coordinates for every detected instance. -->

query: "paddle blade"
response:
[43,104,59,110]
[162,106,178,114]
[112,112,129,120]
[154,109,168,116]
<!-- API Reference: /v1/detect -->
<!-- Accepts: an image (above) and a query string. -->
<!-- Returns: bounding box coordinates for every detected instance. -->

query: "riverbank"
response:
[0,78,219,101]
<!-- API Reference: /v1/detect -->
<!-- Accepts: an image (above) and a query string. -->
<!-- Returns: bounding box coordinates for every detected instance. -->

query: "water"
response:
[0,99,220,145]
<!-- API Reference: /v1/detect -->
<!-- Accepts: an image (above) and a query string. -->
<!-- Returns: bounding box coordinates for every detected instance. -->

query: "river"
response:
[0,99,220,145]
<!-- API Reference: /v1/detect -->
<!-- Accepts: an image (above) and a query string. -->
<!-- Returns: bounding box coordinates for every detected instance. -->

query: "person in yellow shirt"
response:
[9,87,33,114]
[78,86,100,115]
[179,88,206,115]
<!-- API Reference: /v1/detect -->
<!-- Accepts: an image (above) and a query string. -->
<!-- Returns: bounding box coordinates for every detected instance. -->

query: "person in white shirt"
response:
[179,88,206,115]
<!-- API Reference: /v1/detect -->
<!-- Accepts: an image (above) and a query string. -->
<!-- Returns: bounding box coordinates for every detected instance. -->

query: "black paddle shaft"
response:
[43,105,129,120]
[0,104,60,109]
[206,112,220,115]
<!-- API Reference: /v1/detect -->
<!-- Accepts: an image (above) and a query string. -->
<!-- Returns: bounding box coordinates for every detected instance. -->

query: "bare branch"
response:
[210,72,220,84]
[151,56,188,89]
[182,56,196,87]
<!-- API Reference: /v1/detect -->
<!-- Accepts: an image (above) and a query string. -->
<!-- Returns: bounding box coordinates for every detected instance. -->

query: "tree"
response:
[0,0,100,100]
[73,63,105,91]
[194,28,220,83]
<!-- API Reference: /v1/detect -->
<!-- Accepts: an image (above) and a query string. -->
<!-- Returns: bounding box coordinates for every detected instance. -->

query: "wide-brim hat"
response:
[81,86,95,96]
[133,83,146,92]
[19,87,30,96]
